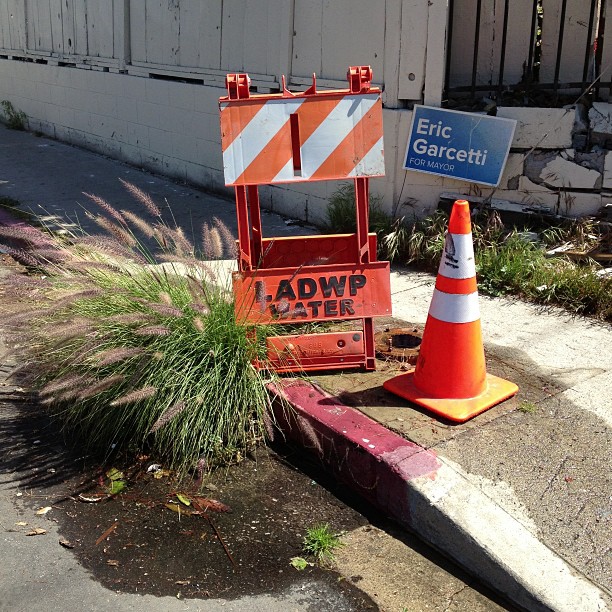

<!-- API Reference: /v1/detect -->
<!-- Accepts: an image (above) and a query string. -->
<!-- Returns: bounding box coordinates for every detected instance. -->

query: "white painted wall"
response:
[0,0,608,221]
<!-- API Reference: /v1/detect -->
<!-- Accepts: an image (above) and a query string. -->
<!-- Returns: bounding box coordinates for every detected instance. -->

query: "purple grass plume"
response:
[110,385,157,406]
[149,401,186,433]
[119,179,162,217]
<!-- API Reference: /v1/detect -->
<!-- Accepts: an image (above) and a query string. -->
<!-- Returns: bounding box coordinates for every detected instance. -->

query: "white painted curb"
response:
[408,457,611,612]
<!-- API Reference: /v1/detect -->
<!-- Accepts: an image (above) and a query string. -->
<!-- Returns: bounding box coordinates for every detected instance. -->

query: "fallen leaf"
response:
[59,538,74,549]
[109,480,126,495]
[175,580,190,585]
[192,497,231,513]
[107,559,120,566]
[154,469,171,479]
[106,468,124,481]
[290,556,310,571]
[77,494,109,503]
[26,528,47,536]
[95,522,118,545]
[36,506,52,515]
[165,503,196,516]
[15,521,28,527]
[176,493,191,506]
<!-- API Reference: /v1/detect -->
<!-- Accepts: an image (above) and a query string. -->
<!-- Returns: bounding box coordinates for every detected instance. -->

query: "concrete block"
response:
[67,88,97,113]
[123,75,148,101]
[115,96,139,124]
[148,126,172,154]
[588,102,612,140]
[494,188,558,213]
[95,92,117,118]
[137,101,165,127]
[557,192,602,217]
[146,79,171,107]
[116,142,142,167]
[498,153,525,189]
[193,84,226,112]
[514,177,560,209]
[183,160,206,184]
[49,84,67,108]
[186,111,216,141]
[195,138,223,169]
[540,156,601,189]
[171,132,198,163]
[604,151,612,190]
[170,83,196,111]
[59,107,75,129]
[71,109,91,133]
[126,123,150,149]
[497,107,574,149]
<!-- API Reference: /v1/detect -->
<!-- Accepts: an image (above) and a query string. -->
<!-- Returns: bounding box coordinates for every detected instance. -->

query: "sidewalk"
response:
[1,125,611,611]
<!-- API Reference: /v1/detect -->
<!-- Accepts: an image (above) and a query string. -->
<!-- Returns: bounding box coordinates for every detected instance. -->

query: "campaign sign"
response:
[404,105,516,186]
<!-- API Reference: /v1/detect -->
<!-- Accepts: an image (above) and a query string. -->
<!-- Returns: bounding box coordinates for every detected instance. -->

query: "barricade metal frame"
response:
[219,66,391,372]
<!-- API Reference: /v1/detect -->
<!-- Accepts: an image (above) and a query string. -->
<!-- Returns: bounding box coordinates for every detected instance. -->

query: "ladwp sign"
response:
[404,106,516,186]
[233,263,391,324]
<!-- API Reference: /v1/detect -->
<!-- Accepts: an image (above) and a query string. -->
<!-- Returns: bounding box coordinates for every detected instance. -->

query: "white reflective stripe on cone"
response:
[428,289,480,324]
[438,233,476,280]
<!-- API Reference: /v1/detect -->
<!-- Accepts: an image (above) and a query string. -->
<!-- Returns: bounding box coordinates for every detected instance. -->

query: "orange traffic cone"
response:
[383,199,518,422]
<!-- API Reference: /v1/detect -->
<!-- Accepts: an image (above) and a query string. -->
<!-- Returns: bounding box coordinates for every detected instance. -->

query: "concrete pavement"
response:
[1,124,611,611]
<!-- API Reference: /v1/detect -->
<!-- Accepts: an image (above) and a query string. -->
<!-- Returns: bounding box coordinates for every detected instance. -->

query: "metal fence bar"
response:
[582,0,598,83]
[526,0,539,82]
[444,0,455,98]
[497,0,510,95]
[595,0,607,97]
[552,0,569,102]
[444,0,609,104]
[470,0,483,100]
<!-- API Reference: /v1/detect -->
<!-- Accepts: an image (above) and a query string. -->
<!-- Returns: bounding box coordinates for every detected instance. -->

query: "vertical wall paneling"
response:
[73,0,88,56]
[0,0,10,49]
[292,0,385,82]
[292,0,323,77]
[114,0,130,68]
[398,0,428,100]
[382,0,402,108]
[220,0,246,71]
[129,0,146,63]
[423,0,448,105]
[49,0,63,53]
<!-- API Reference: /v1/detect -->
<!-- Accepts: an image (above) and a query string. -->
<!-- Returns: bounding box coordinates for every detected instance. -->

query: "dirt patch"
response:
[43,448,376,602]
[3,399,377,608]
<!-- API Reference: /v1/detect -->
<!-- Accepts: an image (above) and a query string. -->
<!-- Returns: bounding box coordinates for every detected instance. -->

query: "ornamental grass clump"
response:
[0,182,275,474]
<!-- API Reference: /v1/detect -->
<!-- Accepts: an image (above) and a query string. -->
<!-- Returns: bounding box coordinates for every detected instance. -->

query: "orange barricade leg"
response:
[383,199,518,422]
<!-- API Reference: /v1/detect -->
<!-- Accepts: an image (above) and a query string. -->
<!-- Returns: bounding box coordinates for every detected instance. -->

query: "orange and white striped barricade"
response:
[219,66,391,372]
[383,199,518,421]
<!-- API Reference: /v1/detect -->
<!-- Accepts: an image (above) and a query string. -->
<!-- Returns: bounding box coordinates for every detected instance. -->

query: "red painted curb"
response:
[268,379,440,523]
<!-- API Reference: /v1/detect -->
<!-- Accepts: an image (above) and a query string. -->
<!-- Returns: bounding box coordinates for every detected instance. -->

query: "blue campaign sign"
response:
[403,106,517,186]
